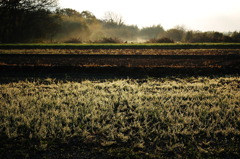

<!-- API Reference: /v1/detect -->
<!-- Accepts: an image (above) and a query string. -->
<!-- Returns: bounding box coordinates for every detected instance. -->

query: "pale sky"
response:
[59,0,240,32]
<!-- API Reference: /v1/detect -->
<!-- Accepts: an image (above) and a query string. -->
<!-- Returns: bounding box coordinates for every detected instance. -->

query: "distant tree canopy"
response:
[165,26,186,42]
[54,9,100,42]
[139,25,165,39]
[0,2,240,43]
[96,11,139,41]
[56,8,82,17]
[184,31,240,43]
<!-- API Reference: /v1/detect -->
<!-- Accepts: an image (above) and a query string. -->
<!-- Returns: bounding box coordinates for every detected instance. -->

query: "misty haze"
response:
[1,0,240,43]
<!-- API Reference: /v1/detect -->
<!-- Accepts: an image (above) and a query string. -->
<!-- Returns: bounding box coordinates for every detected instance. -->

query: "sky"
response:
[59,0,240,32]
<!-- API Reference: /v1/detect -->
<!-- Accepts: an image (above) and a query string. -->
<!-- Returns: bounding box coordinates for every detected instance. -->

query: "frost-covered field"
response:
[0,76,239,158]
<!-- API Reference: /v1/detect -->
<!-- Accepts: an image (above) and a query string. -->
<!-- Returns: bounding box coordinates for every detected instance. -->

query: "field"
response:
[0,44,240,158]
[0,77,240,158]
[1,43,240,49]
[0,43,240,79]
[1,43,240,55]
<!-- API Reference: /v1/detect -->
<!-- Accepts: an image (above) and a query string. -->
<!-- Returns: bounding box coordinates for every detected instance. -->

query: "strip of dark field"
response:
[0,54,239,82]
[0,54,239,68]
[1,44,240,50]
[0,66,239,83]
[1,54,239,59]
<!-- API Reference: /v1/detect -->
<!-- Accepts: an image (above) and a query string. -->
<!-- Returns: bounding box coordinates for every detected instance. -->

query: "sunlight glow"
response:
[59,0,240,32]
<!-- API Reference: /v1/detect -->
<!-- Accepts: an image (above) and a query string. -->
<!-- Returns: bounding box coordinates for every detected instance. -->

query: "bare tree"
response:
[103,11,124,26]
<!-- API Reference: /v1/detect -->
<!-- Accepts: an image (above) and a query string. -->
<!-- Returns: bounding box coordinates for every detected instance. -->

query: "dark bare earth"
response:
[0,53,239,80]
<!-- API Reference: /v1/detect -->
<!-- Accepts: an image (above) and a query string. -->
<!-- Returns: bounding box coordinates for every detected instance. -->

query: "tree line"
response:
[1,0,240,43]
